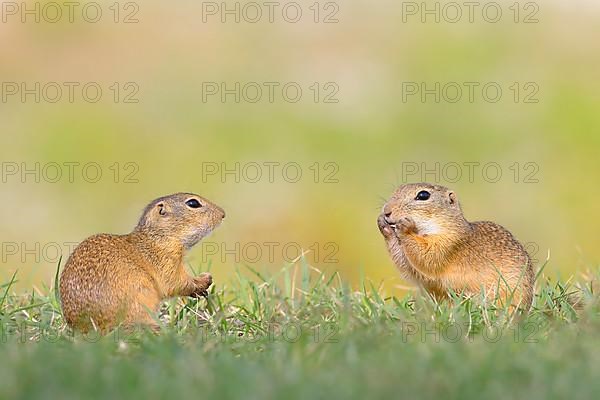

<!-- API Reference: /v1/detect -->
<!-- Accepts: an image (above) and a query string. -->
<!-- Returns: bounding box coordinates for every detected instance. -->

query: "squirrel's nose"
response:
[220,210,226,219]
[383,210,393,224]
[382,204,392,216]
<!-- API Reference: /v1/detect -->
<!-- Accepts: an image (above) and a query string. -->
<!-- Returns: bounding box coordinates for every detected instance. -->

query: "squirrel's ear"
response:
[157,202,168,216]
[448,191,457,205]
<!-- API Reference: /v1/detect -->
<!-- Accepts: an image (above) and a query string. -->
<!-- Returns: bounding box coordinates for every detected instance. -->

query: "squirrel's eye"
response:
[415,190,431,201]
[185,199,202,209]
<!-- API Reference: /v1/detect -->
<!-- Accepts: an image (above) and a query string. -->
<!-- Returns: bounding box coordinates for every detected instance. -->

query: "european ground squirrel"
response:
[378,183,534,310]
[60,193,225,334]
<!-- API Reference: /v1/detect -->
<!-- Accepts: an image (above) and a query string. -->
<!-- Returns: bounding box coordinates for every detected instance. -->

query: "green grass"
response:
[1,261,599,400]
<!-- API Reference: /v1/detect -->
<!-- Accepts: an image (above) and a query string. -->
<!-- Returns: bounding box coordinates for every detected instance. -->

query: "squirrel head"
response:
[135,192,225,249]
[381,183,468,235]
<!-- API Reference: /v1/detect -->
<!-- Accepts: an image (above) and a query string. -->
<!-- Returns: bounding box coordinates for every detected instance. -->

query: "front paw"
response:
[191,273,213,298]
[397,216,417,235]
[377,214,395,239]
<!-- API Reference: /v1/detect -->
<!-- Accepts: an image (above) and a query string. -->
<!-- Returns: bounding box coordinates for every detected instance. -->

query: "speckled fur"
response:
[378,183,534,310]
[60,193,225,334]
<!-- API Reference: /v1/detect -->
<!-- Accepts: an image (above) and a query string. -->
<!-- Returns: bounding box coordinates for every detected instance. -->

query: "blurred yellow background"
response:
[1,0,599,294]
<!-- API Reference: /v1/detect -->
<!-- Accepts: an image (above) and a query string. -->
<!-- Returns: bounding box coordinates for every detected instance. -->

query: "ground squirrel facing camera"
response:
[378,183,534,310]
[60,193,225,334]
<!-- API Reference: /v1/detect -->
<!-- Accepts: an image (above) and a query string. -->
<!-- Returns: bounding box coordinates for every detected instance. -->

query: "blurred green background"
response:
[1,0,599,294]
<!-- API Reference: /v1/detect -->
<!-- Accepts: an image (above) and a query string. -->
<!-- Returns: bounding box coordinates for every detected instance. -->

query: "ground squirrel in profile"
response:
[60,193,225,334]
[377,183,534,310]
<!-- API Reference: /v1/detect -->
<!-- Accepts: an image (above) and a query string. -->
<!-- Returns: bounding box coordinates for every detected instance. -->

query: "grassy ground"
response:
[1,261,599,400]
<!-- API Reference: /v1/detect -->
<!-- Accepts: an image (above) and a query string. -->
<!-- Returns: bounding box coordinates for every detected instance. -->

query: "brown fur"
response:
[60,193,225,334]
[378,183,534,310]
